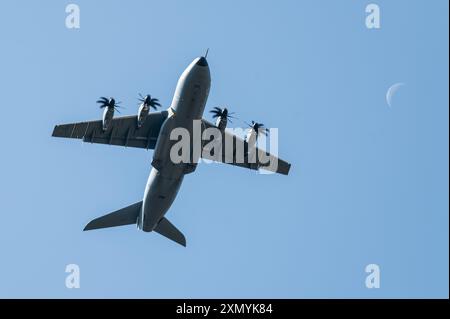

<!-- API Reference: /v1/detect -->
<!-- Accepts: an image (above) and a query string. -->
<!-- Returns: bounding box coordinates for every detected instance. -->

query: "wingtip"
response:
[276,162,291,175]
[51,125,58,137]
[285,163,291,175]
[83,222,94,231]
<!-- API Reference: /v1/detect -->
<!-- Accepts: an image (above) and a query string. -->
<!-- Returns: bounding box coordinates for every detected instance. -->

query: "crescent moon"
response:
[386,83,405,107]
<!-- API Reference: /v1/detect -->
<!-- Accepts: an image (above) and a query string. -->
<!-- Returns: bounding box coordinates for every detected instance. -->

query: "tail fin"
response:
[84,202,142,231]
[154,217,186,247]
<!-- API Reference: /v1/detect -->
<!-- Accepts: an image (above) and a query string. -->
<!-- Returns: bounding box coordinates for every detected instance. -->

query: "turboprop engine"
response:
[137,94,161,128]
[97,97,122,131]
[210,107,235,131]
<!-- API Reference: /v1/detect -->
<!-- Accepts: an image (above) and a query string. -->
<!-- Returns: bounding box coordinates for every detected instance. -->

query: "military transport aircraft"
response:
[52,55,291,247]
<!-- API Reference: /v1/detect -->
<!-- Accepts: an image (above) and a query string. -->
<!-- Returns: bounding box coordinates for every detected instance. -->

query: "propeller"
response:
[210,107,236,123]
[96,96,123,113]
[138,93,161,110]
[245,120,269,138]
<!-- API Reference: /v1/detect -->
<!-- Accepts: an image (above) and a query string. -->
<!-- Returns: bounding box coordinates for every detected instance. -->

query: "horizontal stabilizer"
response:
[84,202,142,231]
[154,217,186,247]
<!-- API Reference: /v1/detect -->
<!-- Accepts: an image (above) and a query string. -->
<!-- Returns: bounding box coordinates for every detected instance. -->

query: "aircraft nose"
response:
[196,57,208,67]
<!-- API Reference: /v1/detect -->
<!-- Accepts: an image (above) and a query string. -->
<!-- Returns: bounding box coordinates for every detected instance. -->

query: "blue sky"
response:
[0,0,448,298]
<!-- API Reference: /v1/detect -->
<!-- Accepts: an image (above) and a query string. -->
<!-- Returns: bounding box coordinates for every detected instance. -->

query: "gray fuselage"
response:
[137,57,211,232]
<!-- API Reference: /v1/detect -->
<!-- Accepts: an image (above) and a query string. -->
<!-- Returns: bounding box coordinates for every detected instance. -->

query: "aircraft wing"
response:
[200,119,291,175]
[52,111,168,149]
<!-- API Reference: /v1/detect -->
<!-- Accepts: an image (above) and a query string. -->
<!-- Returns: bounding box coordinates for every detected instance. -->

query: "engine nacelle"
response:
[102,107,115,131]
[137,103,149,128]
[246,129,257,145]
[215,116,228,131]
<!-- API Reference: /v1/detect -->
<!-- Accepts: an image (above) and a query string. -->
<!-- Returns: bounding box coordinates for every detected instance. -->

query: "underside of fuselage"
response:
[138,56,211,233]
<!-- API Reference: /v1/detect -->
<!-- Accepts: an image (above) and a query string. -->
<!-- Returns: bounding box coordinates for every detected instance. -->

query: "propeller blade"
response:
[210,107,220,113]
[210,110,221,117]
